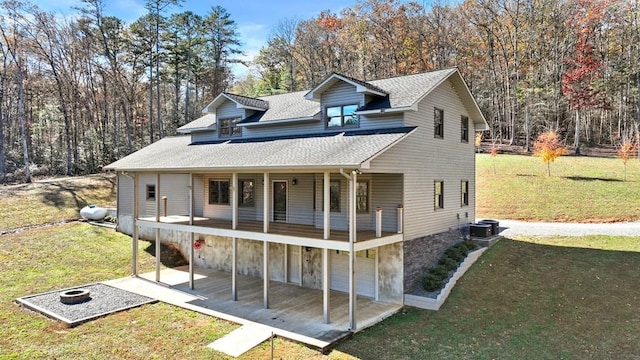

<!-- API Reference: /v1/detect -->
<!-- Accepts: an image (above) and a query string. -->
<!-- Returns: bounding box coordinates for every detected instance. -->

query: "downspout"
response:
[340,168,358,331]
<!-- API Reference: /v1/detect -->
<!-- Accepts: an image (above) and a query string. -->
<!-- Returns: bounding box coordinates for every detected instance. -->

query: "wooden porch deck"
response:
[105,266,401,350]
[145,215,397,242]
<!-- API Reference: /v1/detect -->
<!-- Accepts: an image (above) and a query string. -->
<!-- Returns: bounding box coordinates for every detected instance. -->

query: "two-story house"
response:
[105,68,488,332]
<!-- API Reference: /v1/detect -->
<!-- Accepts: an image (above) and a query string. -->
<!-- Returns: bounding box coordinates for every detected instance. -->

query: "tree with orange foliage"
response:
[490,142,498,175]
[617,140,636,181]
[533,130,568,176]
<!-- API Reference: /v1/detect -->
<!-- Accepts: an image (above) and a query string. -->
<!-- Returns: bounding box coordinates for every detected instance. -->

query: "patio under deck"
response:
[139,215,403,250]
[105,266,401,350]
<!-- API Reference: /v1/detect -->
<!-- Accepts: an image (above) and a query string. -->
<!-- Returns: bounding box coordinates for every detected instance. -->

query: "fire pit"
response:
[60,289,91,304]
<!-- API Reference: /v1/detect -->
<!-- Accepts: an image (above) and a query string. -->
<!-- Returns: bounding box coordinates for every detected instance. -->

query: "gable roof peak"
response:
[222,92,269,111]
[304,72,388,101]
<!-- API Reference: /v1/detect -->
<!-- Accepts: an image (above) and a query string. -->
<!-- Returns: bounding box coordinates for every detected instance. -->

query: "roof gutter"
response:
[355,106,415,116]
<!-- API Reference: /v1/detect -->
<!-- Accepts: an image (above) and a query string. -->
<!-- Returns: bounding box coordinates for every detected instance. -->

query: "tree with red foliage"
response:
[561,0,611,155]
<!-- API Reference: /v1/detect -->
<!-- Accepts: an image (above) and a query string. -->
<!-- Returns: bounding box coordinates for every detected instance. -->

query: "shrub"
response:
[422,272,445,292]
[438,255,459,271]
[443,246,466,262]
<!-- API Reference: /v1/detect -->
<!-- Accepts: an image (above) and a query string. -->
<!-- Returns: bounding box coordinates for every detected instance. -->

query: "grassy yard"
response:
[0,174,116,231]
[336,236,640,359]
[477,154,640,222]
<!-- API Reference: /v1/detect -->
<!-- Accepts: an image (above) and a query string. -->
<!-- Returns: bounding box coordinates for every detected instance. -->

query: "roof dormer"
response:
[203,92,269,113]
[304,72,388,102]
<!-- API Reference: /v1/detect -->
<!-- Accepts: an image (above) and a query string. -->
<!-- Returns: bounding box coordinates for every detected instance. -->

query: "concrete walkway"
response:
[495,219,640,237]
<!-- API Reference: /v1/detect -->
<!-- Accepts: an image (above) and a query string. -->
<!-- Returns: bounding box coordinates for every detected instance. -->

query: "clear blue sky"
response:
[30,0,427,77]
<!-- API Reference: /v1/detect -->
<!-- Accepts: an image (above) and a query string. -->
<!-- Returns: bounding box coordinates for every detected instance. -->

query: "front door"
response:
[273,181,287,222]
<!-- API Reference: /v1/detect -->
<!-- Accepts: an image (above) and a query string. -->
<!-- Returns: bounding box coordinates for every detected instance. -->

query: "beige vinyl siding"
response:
[313,174,349,231]
[194,174,204,217]
[117,173,133,215]
[242,121,325,138]
[203,174,233,219]
[369,79,477,239]
[158,174,190,216]
[368,173,403,232]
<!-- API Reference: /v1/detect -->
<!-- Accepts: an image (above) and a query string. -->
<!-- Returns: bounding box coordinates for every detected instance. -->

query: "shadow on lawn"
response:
[40,175,116,209]
[142,240,189,267]
[564,176,621,182]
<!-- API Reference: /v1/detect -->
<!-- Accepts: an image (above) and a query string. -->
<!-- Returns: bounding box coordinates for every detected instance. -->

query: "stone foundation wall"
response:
[403,229,463,293]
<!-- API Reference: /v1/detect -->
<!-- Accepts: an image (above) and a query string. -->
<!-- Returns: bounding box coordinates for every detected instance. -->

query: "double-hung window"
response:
[219,117,241,137]
[327,104,358,128]
[461,180,469,206]
[461,116,469,143]
[209,180,230,205]
[434,181,444,210]
[356,181,369,213]
[434,108,444,138]
[239,180,254,206]
[146,185,156,201]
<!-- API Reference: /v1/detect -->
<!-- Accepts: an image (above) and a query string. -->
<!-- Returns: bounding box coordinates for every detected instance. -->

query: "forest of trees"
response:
[0,0,638,183]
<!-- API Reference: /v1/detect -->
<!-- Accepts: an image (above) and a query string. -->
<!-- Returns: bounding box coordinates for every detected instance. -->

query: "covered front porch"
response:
[105,266,401,350]
[126,169,405,331]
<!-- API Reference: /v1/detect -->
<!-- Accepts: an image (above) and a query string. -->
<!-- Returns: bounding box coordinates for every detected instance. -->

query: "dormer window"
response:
[327,104,358,128]
[219,117,241,137]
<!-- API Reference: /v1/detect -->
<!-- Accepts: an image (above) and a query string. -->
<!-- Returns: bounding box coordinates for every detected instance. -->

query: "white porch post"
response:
[132,172,139,276]
[323,171,331,324]
[349,171,357,331]
[231,172,238,300]
[188,173,195,290]
[155,173,161,282]
[263,240,269,308]
[263,172,269,233]
[232,237,237,301]
[323,171,330,239]
[263,172,270,308]
[232,173,238,230]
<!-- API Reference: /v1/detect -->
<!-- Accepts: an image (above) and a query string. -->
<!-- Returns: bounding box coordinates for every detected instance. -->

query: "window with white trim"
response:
[209,180,230,205]
[219,117,241,137]
[239,180,254,206]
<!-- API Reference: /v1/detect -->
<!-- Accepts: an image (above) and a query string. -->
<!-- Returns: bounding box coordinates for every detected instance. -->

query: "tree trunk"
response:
[16,65,30,183]
[574,110,581,155]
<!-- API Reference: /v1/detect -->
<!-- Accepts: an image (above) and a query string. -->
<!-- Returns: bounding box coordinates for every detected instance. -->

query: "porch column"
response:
[188,173,195,290]
[349,171,357,331]
[231,173,238,300]
[323,171,330,239]
[155,173,161,282]
[132,172,139,276]
[232,237,237,301]
[263,240,269,308]
[323,171,331,324]
[263,172,269,233]
[231,173,238,230]
[323,247,330,324]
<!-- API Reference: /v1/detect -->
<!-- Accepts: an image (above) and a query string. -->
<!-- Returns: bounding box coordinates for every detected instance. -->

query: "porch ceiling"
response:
[138,216,403,251]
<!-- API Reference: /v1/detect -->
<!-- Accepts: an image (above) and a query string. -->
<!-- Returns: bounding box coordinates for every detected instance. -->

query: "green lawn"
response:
[477,154,640,222]
[0,174,116,231]
[336,236,640,359]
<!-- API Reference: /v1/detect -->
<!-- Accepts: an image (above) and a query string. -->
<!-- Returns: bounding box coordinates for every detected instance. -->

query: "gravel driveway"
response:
[492,219,640,237]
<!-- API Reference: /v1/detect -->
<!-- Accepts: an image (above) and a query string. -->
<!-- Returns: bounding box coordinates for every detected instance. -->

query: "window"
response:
[330,180,340,212]
[209,180,230,205]
[356,181,369,213]
[326,104,358,128]
[461,180,469,206]
[434,108,444,138]
[239,180,254,206]
[461,116,469,142]
[219,117,241,137]
[434,181,444,210]
[146,185,156,201]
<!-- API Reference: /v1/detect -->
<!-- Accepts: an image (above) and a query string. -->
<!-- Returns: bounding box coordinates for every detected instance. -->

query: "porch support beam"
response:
[349,170,357,331]
[132,172,139,276]
[323,171,330,240]
[263,240,269,308]
[323,247,330,324]
[232,173,238,230]
[263,173,269,233]
[232,237,237,300]
[188,173,195,290]
[155,173,161,282]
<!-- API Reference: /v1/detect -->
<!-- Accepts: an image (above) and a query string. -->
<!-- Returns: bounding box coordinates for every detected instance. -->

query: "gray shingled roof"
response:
[252,90,319,123]
[177,113,216,132]
[223,92,269,110]
[368,68,456,108]
[329,72,389,95]
[104,129,414,172]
